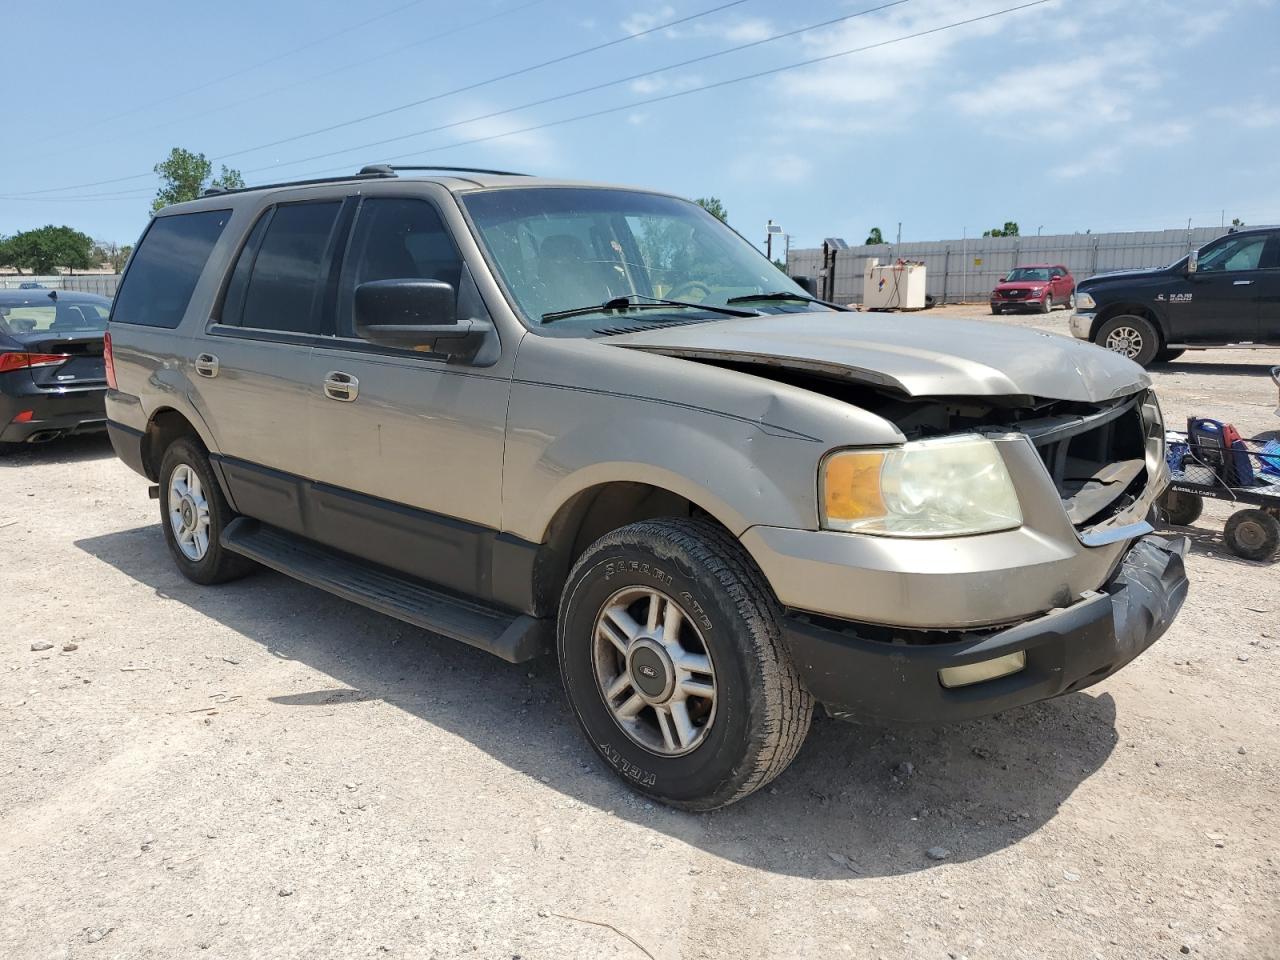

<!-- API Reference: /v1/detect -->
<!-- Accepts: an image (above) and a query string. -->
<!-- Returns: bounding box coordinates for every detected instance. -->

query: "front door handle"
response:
[1233,279,1255,286]
[194,353,219,378]
[323,371,359,402]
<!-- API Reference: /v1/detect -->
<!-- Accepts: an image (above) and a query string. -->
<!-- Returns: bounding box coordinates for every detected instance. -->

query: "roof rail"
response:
[388,165,531,177]
[199,166,399,198]
[193,163,529,200]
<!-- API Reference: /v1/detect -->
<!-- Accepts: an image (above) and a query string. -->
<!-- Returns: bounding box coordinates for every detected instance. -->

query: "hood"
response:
[1080,264,1178,287]
[611,312,1149,403]
[993,278,1049,291]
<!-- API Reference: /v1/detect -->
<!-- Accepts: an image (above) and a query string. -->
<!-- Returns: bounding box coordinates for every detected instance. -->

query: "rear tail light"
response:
[103,331,117,390]
[12,410,34,423]
[0,352,71,374]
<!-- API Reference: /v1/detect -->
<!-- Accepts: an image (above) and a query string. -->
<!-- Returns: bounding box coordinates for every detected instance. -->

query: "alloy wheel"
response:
[168,463,211,561]
[1104,325,1144,359]
[592,586,717,756]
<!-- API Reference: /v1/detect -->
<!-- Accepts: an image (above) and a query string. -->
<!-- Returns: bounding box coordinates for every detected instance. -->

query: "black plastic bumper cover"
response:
[106,420,148,478]
[781,534,1189,724]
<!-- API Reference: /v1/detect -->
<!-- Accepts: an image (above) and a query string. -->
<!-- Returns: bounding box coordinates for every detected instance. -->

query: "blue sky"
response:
[3,0,1278,252]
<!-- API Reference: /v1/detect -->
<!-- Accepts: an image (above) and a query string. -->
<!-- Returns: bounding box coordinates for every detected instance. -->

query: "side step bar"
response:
[221,518,551,663]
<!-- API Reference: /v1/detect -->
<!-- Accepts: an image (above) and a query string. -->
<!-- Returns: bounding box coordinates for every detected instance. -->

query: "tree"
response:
[694,196,728,222]
[152,147,244,212]
[982,221,1020,238]
[93,240,134,273]
[1231,217,1245,228]
[1,225,96,275]
[865,227,884,245]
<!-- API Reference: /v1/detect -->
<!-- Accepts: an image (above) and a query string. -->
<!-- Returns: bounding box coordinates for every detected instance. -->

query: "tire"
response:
[1155,348,1186,363]
[1160,489,1203,527]
[1040,294,1053,314]
[1223,509,1280,562]
[158,438,257,585]
[558,518,813,811]
[990,305,1002,315]
[1094,314,1161,367]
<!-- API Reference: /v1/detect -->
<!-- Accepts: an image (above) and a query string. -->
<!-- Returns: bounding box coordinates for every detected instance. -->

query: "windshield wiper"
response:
[726,291,849,311]
[541,294,754,324]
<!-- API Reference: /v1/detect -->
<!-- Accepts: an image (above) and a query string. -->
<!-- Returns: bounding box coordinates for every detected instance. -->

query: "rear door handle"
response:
[194,353,219,378]
[323,371,359,402]
[1233,279,1255,286]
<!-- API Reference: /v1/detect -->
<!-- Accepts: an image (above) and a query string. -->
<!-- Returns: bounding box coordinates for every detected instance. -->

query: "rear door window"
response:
[110,210,231,328]
[236,201,342,335]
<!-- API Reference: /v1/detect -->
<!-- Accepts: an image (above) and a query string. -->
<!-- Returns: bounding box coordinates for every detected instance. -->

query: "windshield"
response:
[0,297,110,336]
[1005,267,1051,282]
[461,187,820,326]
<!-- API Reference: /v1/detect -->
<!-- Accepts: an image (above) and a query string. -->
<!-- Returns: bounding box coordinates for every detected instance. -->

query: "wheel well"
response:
[141,409,204,480]
[531,482,729,615]
[1092,303,1166,345]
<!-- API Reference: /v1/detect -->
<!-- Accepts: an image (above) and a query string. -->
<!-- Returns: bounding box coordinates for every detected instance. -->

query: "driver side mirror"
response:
[354,279,489,359]
[1186,249,1199,275]
[998,276,1007,283]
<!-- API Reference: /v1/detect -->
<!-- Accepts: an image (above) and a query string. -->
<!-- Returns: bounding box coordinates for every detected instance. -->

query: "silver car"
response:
[104,166,1189,809]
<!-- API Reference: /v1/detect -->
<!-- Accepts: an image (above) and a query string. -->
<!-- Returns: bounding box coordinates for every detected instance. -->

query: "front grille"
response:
[1001,289,1028,299]
[1018,393,1153,528]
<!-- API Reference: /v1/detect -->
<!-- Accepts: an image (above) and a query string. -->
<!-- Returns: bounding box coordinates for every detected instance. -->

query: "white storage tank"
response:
[863,258,927,310]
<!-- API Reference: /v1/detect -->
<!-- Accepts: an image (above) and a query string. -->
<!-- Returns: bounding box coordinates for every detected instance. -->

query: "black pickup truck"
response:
[1069,226,1280,367]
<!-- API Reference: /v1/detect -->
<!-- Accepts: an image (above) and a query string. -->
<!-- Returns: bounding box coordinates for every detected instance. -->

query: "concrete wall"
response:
[786,227,1253,305]
[0,275,121,297]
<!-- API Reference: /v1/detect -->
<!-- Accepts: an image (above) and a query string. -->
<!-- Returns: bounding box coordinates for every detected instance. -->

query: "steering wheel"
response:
[664,280,711,302]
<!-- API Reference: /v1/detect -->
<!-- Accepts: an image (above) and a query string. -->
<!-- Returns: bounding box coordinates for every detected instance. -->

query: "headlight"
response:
[821,435,1023,537]
[1075,291,1096,310]
[1029,286,1043,294]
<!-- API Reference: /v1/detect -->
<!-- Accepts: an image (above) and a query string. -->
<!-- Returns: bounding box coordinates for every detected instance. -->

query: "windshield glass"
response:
[0,297,110,336]
[461,187,819,326]
[1005,267,1051,282]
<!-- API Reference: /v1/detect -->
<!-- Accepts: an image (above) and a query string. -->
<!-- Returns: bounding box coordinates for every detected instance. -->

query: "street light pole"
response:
[766,219,774,260]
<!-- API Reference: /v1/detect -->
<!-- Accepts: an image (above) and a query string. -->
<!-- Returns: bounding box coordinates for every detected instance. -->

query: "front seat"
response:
[538,234,617,312]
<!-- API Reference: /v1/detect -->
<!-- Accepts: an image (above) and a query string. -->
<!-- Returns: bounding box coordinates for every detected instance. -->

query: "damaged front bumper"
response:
[781,534,1188,724]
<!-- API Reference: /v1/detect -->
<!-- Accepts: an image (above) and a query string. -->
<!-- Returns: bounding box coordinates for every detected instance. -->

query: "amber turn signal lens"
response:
[823,451,886,524]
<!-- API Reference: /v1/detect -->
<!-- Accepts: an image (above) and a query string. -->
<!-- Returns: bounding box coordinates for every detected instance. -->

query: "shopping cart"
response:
[1160,411,1280,561]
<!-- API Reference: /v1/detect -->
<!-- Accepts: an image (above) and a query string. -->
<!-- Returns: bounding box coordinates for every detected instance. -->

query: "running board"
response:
[220,518,551,663]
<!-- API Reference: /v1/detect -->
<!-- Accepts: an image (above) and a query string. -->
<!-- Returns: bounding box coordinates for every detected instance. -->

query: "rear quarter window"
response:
[110,209,231,328]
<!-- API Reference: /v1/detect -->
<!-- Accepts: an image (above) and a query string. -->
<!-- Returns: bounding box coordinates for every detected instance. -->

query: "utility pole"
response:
[766,219,774,260]
[896,221,902,245]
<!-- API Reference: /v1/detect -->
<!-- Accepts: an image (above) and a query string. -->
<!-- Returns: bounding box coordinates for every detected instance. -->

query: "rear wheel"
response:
[158,438,256,585]
[1160,489,1203,527]
[558,518,813,810]
[1223,509,1280,562]
[1095,314,1161,367]
[1155,347,1186,363]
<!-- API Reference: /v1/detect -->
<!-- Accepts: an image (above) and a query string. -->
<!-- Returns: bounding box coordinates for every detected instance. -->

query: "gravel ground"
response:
[2,305,1278,960]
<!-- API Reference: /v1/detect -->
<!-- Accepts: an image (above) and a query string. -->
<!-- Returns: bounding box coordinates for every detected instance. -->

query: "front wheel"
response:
[1041,294,1054,314]
[159,438,257,585]
[558,518,813,810]
[1155,347,1186,364]
[1095,314,1161,367]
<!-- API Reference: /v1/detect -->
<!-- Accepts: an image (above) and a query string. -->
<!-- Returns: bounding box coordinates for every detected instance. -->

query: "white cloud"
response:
[1213,100,1280,130]
[621,5,676,36]
[950,44,1159,139]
